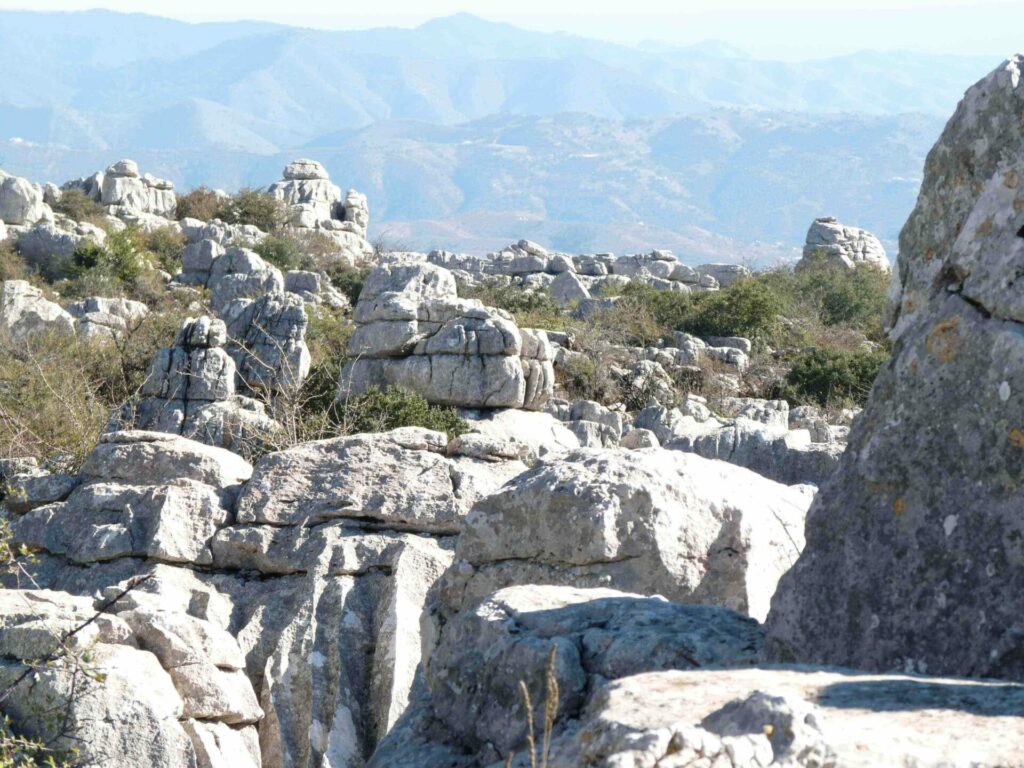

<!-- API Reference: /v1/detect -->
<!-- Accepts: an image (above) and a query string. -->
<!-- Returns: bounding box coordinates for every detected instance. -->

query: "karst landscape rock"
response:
[1,31,1023,768]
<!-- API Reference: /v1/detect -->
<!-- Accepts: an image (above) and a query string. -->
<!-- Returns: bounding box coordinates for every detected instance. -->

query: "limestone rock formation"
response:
[766,55,1024,679]
[15,218,107,278]
[114,316,280,453]
[99,159,177,219]
[547,667,1024,767]
[341,258,554,410]
[233,427,527,534]
[801,216,890,271]
[0,280,75,341]
[437,448,811,623]
[0,170,50,225]
[67,295,149,341]
[426,585,764,756]
[9,431,250,565]
[266,159,372,260]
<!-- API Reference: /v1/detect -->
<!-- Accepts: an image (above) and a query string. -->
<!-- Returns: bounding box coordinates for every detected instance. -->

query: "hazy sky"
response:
[0,0,1019,59]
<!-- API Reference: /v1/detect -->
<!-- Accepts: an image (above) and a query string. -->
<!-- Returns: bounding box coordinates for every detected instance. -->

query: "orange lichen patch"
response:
[903,298,915,314]
[955,221,963,236]
[1015,196,1024,214]
[975,216,995,237]
[925,316,962,363]
[893,498,907,517]
[1009,428,1024,449]
[1005,170,1020,189]
[923,247,936,263]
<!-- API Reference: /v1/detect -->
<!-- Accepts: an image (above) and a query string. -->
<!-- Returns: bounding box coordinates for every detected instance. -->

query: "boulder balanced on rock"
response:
[340,258,554,410]
[766,54,1024,679]
[801,216,890,271]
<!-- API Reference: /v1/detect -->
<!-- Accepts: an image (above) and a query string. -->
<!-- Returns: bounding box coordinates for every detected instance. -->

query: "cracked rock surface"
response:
[766,54,1024,679]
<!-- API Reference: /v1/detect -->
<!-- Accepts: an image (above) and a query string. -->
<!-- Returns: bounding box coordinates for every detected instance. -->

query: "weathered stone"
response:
[766,55,1024,680]
[16,218,106,278]
[0,171,48,225]
[84,429,250,487]
[13,479,230,565]
[440,448,810,622]
[428,585,764,755]
[235,428,526,533]
[564,667,1024,768]
[802,215,890,271]
[0,280,75,341]
[0,643,195,767]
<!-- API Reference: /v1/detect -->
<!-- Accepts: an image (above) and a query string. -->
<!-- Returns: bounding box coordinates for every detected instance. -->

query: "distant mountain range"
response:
[0,10,996,262]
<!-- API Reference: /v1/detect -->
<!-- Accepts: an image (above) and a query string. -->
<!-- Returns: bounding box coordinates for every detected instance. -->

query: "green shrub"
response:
[69,227,145,284]
[784,346,889,407]
[615,282,692,335]
[52,188,106,226]
[174,186,230,222]
[221,188,289,232]
[254,234,307,271]
[459,279,569,331]
[682,279,782,346]
[324,262,372,304]
[143,226,186,275]
[758,252,891,339]
[336,387,470,439]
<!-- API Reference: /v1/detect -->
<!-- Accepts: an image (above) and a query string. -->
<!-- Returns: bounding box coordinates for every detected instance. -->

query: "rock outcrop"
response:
[801,216,890,271]
[0,170,50,226]
[114,316,280,453]
[15,217,107,278]
[341,258,554,410]
[437,448,811,624]
[67,295,148,341]
[99,159,177,219]
[267,159,372,261]
[766,55,1024,679]
[0,280,75,341]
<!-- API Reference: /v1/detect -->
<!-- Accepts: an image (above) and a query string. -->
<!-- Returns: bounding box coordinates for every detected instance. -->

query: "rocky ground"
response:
[0,57,1022,768]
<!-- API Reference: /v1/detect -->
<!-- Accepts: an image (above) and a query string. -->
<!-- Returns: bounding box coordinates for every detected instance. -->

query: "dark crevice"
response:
[1016,224,1024,239]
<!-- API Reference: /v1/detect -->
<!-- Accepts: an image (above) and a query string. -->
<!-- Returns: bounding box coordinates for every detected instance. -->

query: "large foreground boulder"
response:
[437,448,812,623]
[547,667,1024,767]
[766,54,1024,679]
[370,584,766,767]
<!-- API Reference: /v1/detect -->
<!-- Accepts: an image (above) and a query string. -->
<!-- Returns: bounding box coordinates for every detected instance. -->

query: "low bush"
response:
[52,188,107,227]
[336,387,470,439]
[324,262,372,304]
[614,282,692,337]
[0,241,26,282]
[682,279,782,347]
[174,186,229,222]
[253,234,307,272]
[220,188,289,232]
[784,346,889,407]
[459,280,571,331]
[143,226,186,275]
[0,294,194,469]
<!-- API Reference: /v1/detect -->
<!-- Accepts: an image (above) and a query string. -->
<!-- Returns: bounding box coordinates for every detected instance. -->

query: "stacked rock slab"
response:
[266,159,372,261]
[341,258,554,410]
[766,55,1024,679]
[0,280,75,341]
[801,216,890,271]
[114,316,280,453]
[99,159,177,219]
